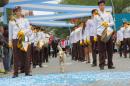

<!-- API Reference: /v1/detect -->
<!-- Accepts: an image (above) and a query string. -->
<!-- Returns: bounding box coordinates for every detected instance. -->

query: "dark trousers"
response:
[52,48,57,58]
[32,46,36,66]
[79,44,85,61]
[72,43,76,60]
[3,47,10,71]
[97,36,113,68]
[3,56,9,71]
[90,36,97,65]
[123,38,130,58]
[13,39,30,75]
[74,42,78,60]
[43,46,48,63]
[119,41,124,57]
[48,45,51,56]
[33,46,42,66]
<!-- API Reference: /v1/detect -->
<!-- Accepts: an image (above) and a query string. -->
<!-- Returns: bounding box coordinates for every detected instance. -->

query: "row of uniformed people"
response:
[116,22,130,58]
[70,1,115,70]
[30,27,49,68]
[69,23,85,62]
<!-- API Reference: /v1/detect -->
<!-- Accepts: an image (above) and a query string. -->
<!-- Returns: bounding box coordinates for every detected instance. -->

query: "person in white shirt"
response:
[85,9,99,66]
[8,6,32,78]
[96,1,115,70]
[43,32,49,63]
[78,23,85,62]
[121,22,130,58]
[33,27,43,68]
[70,27,79,61]
[69,29,75,60]
[65,36,71,56]
[74,25,83,61]
[29,26,36,68]
[116,26,124,57]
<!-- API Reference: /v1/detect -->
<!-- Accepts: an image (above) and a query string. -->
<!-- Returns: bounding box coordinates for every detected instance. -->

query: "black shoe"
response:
[108,66,115,69]
[100,67,104,70]
[12,75,18,78]
[25,74,32,76]
[33,66,36,68]
[4,71,8,74]
[124,56,127,58]
[91,64,97,67]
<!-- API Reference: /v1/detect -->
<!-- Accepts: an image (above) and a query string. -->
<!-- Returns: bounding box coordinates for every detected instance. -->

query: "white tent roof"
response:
[4,0,113,27]
[6,3,112,12]
[30,21,74,27]
[9,0,26,3]
[27,12,91,21]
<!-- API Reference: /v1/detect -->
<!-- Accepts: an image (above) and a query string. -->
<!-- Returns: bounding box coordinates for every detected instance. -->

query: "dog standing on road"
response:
[57,45,66,73]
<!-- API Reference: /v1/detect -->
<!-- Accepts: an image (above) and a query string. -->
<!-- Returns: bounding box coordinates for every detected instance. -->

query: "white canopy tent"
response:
[30,21,75,27]
[27,12,91,21]
[5,3,112,13]
[4,0,113,27]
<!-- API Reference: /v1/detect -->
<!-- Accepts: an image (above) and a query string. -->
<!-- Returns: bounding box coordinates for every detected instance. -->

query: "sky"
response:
[33,0,61,15]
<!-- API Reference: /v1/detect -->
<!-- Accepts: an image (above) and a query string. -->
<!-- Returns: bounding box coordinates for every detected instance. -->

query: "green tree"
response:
[41,26,70,39]
[50,27,70,39]
[0,0,9,7]
[60,0,130,13]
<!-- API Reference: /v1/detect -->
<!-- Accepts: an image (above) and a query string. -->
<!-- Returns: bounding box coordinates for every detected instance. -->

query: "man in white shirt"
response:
[96,1,115,70]
[43,32,49,63]
[33,28,43,68]
[121,22,130,58]
[69,29,75,60]
[70,27,78,61]
[116,26,124,57]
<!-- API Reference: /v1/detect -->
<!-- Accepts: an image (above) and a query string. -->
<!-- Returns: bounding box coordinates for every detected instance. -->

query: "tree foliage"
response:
[0,0,9,7]
[50,27,70,39]
[60,0,130,13]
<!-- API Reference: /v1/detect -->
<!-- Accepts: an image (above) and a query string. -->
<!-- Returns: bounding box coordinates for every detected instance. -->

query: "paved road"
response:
[1,53,130,75]
[33,53,130,74]
[0,53,130,86]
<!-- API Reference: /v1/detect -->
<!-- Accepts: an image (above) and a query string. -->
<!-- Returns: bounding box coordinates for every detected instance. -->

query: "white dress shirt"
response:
[73,29,78,43]
[121,27,130,39]
[85,19,97,37]
[95,10,115,36]
[29,31,36,43]
[69,31,74,44]
[84,21,90,40]
[9,18,31,41]
[117,28,124,42]
[75,27,82,42]
[76,27,83,42]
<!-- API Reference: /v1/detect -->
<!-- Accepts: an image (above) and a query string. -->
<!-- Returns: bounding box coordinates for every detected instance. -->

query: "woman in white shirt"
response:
[9,6,32,78]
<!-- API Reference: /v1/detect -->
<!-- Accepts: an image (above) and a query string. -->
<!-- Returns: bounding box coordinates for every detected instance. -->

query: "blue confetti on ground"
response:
[0,71,130,86]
